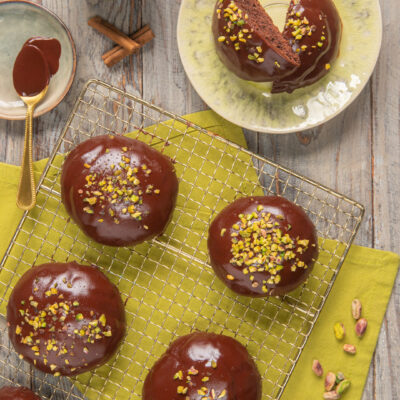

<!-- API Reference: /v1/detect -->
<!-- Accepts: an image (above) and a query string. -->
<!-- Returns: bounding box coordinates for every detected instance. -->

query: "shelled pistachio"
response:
[312,359,324,377]
[351,299,362,320]
[355,318,368,337]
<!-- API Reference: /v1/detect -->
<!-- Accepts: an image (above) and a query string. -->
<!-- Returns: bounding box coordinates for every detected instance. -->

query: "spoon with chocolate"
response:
[13,37,61,210]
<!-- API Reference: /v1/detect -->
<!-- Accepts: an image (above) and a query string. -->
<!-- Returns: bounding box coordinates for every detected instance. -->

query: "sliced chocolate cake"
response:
[212,0,301,82]
[272,0,342,93]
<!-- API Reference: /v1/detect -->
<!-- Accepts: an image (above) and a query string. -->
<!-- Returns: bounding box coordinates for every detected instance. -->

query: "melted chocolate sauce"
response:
[143,332,261,400]
[7,262,126,376]
[272,0,342,93]
[0,386,41,400]
[13,37,61,97]
[208,196,318,297]
[25,37,61,76]
[13,44,49,97]
[61,135,179,247]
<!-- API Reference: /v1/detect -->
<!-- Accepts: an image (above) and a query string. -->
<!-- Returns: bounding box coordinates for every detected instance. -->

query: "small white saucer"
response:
[0,0,76,120]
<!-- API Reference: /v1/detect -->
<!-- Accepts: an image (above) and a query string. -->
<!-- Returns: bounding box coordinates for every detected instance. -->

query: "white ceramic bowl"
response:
[0,0,76,120]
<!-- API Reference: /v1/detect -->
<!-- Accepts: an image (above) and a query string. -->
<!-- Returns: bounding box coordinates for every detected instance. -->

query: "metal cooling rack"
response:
[0,79,364,400]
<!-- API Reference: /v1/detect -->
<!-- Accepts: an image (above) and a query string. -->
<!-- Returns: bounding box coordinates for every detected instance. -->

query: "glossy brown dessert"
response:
[212,0,300,82]
[13,37,61,97]
[7,262,126,376]
[272,0,342,93]
[0,386,41,400]
[212,0,342,93]
[143,332,261,400]
[208,196,318,297]
[61,135,179,247]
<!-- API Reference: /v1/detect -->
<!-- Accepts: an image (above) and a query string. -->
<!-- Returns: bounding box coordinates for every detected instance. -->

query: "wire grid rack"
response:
[0,79,364,400]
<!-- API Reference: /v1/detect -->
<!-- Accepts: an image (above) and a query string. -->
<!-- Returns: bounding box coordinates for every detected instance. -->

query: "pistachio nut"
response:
[355,318,368,337]
[343,344,356,355]
[351,299,362,320]
[323,391,341,399]
[337,379,351,395]
[312,359,323,377]
[325,371,336,391]
[336,371,345,384]
[334,322,345,340]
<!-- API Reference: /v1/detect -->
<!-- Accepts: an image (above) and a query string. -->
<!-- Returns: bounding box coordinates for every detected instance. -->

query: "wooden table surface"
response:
[0,0,398,399]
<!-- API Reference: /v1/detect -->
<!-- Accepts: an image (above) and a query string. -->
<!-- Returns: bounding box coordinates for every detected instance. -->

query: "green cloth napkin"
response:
[0,110,398,400]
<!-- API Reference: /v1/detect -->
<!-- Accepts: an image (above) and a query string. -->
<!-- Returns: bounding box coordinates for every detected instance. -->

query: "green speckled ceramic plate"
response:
[177,0,382,133]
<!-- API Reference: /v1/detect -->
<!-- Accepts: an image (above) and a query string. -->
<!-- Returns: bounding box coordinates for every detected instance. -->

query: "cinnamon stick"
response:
[102,25,155,68]
[88,16,140,54]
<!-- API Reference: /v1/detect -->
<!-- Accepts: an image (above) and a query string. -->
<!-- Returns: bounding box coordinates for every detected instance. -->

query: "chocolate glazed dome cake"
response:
[212,0,301,82]
[208,196,318,297]
[143,332,261,400]
[272,0,342,93]
[7,262,126,376]
[61,134,179,247]
[0,386,41,400]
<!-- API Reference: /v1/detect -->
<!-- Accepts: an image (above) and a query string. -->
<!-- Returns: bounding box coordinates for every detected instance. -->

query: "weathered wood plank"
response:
[369,0,400,398]
[141,0,206,115]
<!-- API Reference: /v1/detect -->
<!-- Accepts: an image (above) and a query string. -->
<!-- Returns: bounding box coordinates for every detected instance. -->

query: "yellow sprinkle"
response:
[262,286,268,293]
[226,274,235,281]
[177,386,188,394]
[174,370,183,380]
[99,314,106,327]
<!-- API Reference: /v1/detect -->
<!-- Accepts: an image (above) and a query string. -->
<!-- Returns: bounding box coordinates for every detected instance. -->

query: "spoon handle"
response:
[16,104,36,210]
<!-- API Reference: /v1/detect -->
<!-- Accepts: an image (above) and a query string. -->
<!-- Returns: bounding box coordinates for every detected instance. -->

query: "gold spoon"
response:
[16,86,48,210]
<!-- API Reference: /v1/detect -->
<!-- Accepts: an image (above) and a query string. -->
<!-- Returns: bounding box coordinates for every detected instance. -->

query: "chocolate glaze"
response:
[13,44,49,97]
[0,386,41,400]
[61,135,179,247]
[272,0,342,93]
[7,262,126,376]
[24,37,62,76]
[212,0,300,82]
[208,196,318,297]
[143,332,261,400]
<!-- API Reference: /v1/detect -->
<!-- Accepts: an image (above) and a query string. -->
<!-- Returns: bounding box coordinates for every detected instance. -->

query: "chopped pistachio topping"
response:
[80,145,161,224]
[173,362,227,399]
[14,279,113,374]
[216,1,264,64]
[229,206,310,291]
